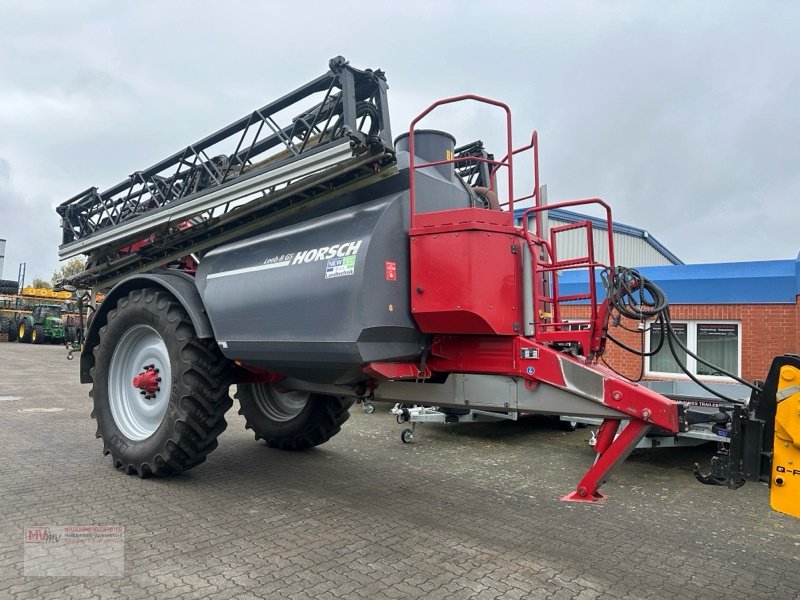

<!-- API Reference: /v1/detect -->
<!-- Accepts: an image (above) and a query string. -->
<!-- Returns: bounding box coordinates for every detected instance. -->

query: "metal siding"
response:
[549,217,674,267]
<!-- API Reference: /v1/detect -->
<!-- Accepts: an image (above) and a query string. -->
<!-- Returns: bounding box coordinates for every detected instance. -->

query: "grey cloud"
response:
[0,158,59,282]
[0,0,798,281]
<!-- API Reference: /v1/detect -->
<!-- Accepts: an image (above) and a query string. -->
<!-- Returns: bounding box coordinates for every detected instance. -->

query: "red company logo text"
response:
[25,527,60,544]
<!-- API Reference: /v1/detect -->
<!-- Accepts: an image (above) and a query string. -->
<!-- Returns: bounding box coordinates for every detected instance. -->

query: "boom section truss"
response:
[57,56,395,286]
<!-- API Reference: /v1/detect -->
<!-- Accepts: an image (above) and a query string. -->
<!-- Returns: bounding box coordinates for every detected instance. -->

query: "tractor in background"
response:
[1,288,82,344]
[16,303,66,344]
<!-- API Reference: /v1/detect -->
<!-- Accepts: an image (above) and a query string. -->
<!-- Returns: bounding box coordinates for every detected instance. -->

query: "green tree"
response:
[31,277,52,289]
[52,258,86,286]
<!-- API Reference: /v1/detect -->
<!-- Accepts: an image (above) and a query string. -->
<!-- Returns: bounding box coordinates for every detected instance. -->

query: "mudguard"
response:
[79,270,214,384]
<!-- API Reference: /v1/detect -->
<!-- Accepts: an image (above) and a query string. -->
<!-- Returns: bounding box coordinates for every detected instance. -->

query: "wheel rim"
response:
[108,324,172,441]
[250,383,308,422]
[32,330,37,342]
[18,324,24,338]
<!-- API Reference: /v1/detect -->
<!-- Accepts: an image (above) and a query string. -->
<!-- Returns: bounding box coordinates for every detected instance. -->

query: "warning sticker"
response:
[325,255,356,279]
[385,261,397,281]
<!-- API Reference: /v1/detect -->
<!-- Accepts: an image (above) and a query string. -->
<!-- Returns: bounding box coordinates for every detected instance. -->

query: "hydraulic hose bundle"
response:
[600,267,759,404]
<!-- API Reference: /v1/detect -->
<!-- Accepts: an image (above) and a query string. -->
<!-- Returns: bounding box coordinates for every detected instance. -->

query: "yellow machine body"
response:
[771,365,800,518]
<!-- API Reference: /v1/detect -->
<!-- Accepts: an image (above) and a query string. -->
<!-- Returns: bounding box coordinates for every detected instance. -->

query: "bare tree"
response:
[31,277,52,289]
[52,258,86,286]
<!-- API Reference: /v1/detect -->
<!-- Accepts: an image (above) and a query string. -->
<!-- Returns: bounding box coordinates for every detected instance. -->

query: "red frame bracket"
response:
[364,362,432,381]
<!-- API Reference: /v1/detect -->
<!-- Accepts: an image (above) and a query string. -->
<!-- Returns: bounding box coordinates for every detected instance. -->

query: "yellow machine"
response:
[772,365,800,518]
[695,354,800,519]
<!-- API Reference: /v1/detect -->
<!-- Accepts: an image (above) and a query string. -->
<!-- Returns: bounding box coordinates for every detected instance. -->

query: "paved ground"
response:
[0,343,798,600]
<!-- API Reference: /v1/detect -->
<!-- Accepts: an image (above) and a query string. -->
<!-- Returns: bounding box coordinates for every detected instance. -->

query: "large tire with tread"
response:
[236,383,352,450]
[7,317,18,342]
[0,279,18,295]
[32,324,45,344]
[18,321,31,343]
[91,288,233,476]
[0,316,9,336]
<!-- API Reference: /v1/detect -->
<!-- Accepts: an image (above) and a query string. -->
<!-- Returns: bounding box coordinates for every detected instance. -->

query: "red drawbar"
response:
[409,334,680,501]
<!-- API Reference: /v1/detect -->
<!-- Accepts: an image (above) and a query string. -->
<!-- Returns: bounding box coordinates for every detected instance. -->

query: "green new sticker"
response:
[325,255,357,279]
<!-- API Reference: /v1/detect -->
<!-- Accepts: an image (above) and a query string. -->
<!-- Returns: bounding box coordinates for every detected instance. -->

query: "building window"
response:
[563,321,590,332]
[646,320,740,379]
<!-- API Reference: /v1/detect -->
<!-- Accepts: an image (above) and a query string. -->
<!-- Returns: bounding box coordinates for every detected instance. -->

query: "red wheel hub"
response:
[132,366,160,396]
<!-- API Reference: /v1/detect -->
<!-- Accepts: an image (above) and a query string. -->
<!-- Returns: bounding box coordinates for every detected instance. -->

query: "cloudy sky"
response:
[1,1,798,283]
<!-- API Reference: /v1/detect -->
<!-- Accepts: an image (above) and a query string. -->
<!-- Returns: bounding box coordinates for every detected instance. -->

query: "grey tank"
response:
[195,130,475,384]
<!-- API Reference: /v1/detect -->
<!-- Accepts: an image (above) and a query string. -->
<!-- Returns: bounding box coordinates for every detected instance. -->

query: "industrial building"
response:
[536,208,682,267]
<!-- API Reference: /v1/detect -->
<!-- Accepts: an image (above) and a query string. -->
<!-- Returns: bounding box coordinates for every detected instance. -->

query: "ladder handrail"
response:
[520,198,616,357]
[520,198,616,268]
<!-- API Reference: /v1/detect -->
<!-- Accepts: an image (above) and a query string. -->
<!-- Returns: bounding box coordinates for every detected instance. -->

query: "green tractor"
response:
[16,304,66,345]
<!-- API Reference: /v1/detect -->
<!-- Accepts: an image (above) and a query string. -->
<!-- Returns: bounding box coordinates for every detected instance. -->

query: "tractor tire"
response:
[0,279,18,295]
[0,316,9,335]
[32,325,45,345]
[7,318,18,342]
[236,383,352,450]
[65,325,77,343]
[90,288,233,477]
[18,321,32,343]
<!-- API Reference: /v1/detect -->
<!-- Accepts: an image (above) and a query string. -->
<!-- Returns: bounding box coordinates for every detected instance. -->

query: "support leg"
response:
[561,419,651,503]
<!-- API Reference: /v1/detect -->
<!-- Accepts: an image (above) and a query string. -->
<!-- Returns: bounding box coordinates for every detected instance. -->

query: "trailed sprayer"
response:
[56,57,799,515]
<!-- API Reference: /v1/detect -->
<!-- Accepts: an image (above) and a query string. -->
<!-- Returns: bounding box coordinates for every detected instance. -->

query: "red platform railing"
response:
[407,95,514,229]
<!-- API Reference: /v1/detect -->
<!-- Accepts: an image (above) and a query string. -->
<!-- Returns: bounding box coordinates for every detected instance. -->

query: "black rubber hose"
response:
[662,317,747,404]
[606,313,667,358]
[662,308,758,392]
[601,266,757,403]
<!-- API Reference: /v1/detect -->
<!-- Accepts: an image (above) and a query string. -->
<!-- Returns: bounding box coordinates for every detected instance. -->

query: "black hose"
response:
[601,267,667,319]
[662,315,748,404]
[601,354,642,382]
[331,101,380,140]
[600,267,757,404]
[606,313,666,358]
[661,308,757,392]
